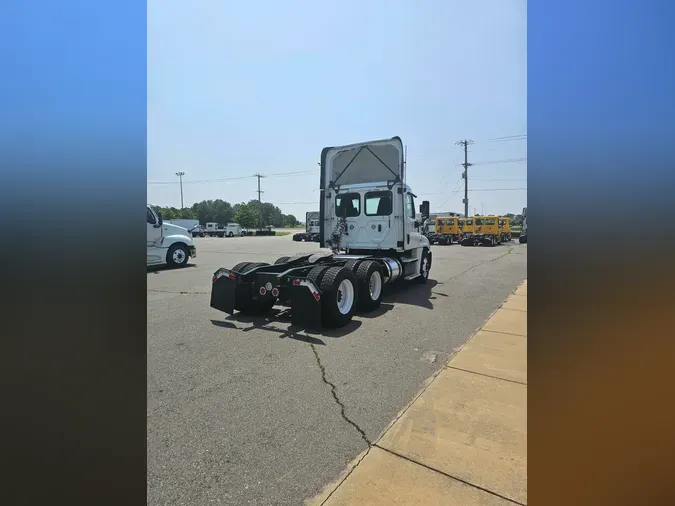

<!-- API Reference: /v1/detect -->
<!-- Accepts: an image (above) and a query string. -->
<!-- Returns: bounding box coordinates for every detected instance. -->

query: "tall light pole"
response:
[175,172,185,209]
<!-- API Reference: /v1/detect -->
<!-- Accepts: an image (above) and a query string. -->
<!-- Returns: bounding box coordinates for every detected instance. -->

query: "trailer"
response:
[211,136,433,328]
[293,211,320,242]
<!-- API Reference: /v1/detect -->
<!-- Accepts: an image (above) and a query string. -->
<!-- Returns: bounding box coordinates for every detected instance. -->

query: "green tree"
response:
[233,203,258,228]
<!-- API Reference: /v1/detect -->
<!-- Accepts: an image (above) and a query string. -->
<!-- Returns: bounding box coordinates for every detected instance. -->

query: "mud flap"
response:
[290,284,322,329]
[210,271,237,314]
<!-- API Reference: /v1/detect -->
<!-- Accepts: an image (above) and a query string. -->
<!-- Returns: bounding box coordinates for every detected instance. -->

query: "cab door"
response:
[405,191,423,249]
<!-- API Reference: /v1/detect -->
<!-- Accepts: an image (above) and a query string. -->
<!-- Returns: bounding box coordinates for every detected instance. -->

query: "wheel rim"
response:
[336,279,355,315]
[368,271,382,300]
[421,256,429,278]
[172,248,186,264]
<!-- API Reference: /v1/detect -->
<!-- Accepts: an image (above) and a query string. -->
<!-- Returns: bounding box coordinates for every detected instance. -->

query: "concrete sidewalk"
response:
[308,280,527,506]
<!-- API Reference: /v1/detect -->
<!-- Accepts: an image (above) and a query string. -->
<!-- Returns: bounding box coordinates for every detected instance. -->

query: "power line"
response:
[470,177,527,181]
[147,168,319,185]
[456,157,527,167]
[473,157,527,166]
[479,134,527,144]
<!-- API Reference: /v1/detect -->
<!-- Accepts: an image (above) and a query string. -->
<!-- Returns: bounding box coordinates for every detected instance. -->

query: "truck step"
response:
[403,273,421,281]
[400,257,417,264]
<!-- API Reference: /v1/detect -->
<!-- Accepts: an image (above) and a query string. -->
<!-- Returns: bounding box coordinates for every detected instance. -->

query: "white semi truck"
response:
[147,205,196,268]
[293,211,320,242]
[210,136,432,328]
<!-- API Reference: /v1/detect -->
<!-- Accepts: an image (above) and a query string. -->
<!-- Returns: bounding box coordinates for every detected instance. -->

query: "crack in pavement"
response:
[440,247,513,284]
[309,343,372,447]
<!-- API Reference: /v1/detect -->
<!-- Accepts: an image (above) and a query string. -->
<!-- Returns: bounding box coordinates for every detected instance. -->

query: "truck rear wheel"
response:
[319,266,358,328]
[355,260,383,311]
[307,265,331,287]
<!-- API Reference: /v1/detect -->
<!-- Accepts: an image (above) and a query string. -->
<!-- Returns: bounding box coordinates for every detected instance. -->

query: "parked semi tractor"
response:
[499,216,512,242]
[433,216,461,245]
[293,211,320,242]
[147,205,196,268]
[210,136,432,328]
[460,215,502,246]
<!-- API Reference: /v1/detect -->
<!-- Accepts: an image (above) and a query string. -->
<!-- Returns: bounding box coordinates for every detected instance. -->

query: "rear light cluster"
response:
[212,271,236,283]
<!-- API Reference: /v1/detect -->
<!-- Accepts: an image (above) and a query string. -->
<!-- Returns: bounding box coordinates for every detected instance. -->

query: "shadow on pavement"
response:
[378,279,445,311]
[211,308,363,344]
[147,263,197,274]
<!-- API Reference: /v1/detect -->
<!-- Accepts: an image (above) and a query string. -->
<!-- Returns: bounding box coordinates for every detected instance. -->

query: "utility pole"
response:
[175,172,185,209]
[455,139,473,217]
[253,173,265,231]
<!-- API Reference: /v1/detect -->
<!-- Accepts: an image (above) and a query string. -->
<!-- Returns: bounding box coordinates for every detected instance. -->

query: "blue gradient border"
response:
[1,2,147,504]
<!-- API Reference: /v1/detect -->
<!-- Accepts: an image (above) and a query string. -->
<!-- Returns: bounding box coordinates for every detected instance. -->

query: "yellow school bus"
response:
[434,216,461,245]
[498,216,512,242]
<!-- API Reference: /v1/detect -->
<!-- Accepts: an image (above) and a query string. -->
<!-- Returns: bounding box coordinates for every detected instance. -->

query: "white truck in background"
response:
[205,222,246,237]
[293,211,320,242]
[169,219,205,237]
[147,205,196,268]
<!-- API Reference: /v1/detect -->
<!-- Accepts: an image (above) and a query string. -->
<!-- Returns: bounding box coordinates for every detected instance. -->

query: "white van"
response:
[147,205,196,267]
[225,223,245,237]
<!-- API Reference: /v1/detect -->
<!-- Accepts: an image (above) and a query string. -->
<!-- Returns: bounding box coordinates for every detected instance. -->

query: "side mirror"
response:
[419,201,430,219]
[156,211,163,227]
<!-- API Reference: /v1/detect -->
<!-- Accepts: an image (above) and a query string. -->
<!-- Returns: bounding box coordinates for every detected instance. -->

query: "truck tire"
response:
[234,262,276,314]
[274,256,291,265]
[307,265,331,288]
[344,259,362,272]
[416,249,431,284]
[228,231,234,237]
[232,262,253,273]
[167,244,190,268]
[319,266,358,328]
[355,260,383,311]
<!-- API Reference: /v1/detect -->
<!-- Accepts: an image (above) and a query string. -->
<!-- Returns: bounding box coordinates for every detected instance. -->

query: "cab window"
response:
[365,191,392,216]
[486,218,496,225]
[335,193,360,217]
[475,218,483,225]
[406,193,415,219]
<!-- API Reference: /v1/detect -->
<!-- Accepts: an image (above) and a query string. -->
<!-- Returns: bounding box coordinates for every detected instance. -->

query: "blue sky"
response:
[147,0,526,219]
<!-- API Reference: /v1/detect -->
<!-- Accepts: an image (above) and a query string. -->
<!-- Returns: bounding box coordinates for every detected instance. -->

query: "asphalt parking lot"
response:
[147,234,527,505]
